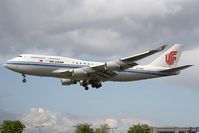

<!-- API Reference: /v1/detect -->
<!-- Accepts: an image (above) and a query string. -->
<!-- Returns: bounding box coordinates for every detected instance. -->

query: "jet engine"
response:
[105,61,122,71]
[105,61,137,71]
[61,79,77,85]
[71,68,87,79]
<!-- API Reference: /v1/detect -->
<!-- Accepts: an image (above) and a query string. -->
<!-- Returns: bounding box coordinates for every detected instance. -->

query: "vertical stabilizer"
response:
[149,44,184,68]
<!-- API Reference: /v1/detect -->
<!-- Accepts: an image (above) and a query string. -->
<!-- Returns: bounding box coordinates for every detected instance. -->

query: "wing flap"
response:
[52,67,117,80]
[89,70,117,81]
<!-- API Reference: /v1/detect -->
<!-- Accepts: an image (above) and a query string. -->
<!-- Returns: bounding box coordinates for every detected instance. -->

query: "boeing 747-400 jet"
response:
[4,44,192,90]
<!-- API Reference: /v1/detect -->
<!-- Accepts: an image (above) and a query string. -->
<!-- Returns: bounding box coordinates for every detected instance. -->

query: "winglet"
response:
[155,45,167,52]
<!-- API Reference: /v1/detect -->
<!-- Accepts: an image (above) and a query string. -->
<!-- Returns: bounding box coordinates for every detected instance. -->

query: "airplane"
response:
[4,44,192,90]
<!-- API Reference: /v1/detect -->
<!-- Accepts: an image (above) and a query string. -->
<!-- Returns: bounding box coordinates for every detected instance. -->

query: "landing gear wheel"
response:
[85,87,89,90]
[98,83,102,88]
[22,79,26,83]
[91,82,102,89]
[91,84,95,88]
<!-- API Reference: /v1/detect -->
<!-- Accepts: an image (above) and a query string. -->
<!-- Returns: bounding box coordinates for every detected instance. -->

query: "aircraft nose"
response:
[3,63,13,69]
[3,63,16,71]
[3,63,9,68]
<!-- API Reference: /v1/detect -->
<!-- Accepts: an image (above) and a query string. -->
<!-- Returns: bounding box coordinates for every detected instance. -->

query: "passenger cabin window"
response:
[49,58,60,60]
[31,57,45,59]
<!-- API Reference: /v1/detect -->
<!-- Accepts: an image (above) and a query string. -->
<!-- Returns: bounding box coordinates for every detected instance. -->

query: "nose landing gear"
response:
[22,74,26,83]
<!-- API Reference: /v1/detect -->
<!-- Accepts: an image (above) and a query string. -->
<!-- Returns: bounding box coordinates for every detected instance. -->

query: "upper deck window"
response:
[17,55,22,57]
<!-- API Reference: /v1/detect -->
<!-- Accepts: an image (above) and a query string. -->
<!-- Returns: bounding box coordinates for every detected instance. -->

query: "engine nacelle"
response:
[71,69,87,79]
[105,61,121,71]
[61,79,77,85]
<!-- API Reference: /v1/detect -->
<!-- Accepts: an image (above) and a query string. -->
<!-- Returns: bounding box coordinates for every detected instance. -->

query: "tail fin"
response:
[149,44,183,68]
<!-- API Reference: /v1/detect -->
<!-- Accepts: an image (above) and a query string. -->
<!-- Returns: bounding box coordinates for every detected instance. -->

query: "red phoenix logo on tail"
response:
[165,51,178,65]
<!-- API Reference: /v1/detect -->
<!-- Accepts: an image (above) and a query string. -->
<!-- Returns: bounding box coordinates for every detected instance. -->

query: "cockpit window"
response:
[17,55,22,57]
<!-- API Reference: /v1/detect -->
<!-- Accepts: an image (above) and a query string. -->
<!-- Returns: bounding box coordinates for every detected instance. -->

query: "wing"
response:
[92,45,167,71]
[121,45,167,63]
[53,45,167,80]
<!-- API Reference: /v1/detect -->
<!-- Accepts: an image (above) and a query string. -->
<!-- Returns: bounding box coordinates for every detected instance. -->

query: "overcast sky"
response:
[0,0,199,133]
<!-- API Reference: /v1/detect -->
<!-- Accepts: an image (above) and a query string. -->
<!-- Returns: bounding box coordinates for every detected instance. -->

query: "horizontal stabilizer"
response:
[160,65,193,74]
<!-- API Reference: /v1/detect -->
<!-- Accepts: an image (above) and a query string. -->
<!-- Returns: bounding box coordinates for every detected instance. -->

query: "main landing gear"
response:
[22,74,26,83]
[82,84,89,91]
[91,83,102,89]
[80,80,102,90]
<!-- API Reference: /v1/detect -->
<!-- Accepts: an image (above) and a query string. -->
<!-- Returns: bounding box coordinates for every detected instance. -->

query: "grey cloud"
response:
[0,0,199,61]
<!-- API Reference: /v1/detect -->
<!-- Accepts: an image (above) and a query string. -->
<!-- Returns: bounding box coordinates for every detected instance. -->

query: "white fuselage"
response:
[4,54,169,82]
